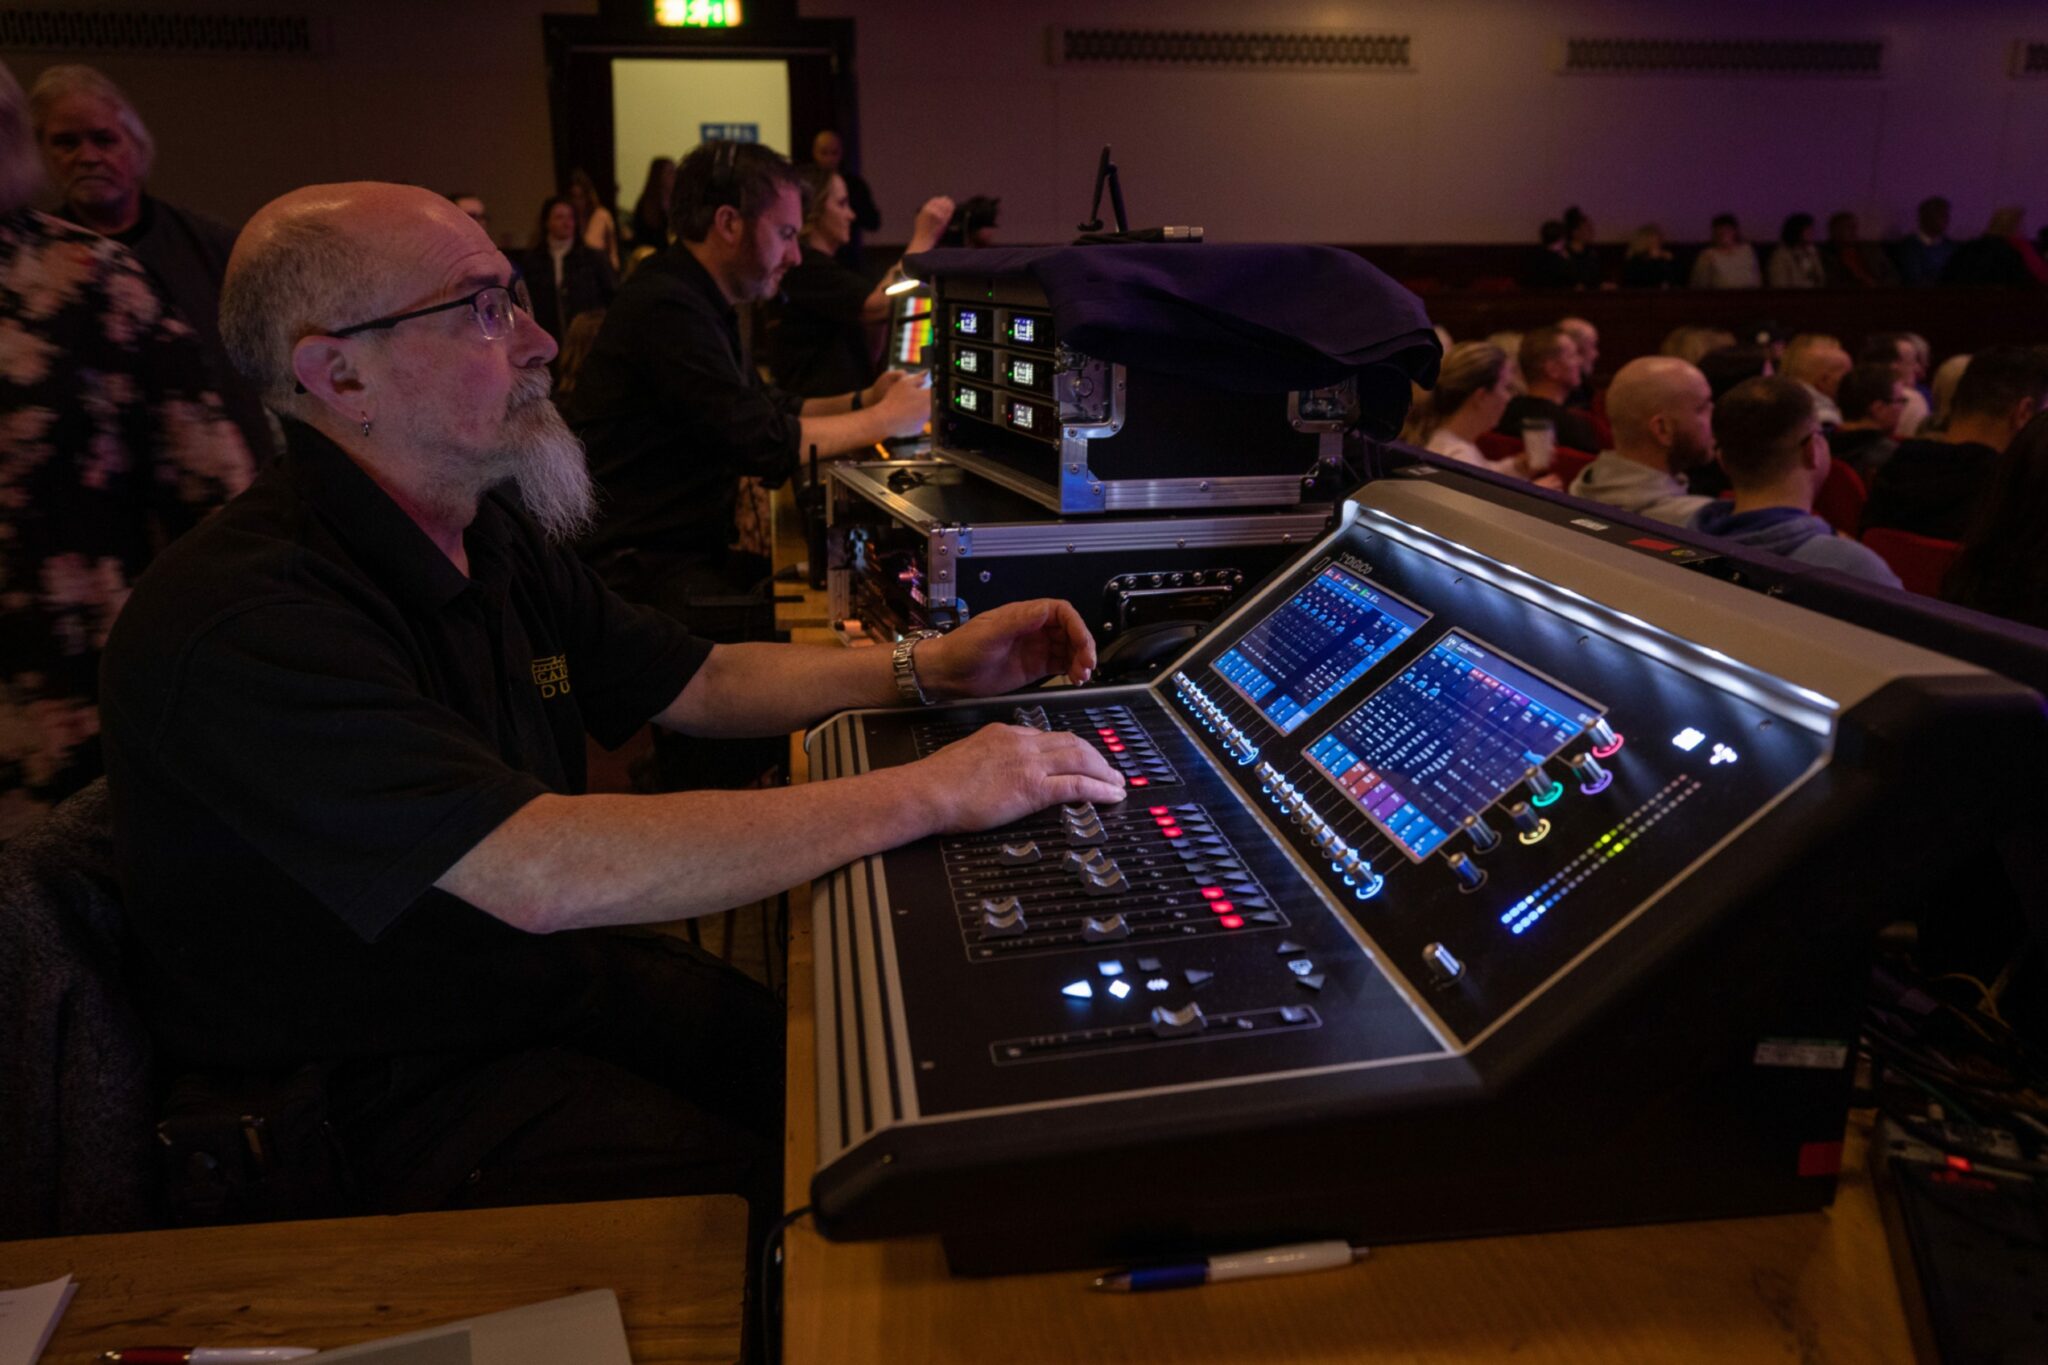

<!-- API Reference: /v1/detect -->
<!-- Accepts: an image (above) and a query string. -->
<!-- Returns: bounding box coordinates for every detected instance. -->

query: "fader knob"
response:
[1568,751,1613,794]
[1423,942,1465,983]
[1465,815,1501,854]
[1150,1002,1205,1038]
[1508,800,1551,845]
[998,840,1041,865]
[1082,913,1131,941]
[1447,852,1487,893]
[1526,769,1564,806]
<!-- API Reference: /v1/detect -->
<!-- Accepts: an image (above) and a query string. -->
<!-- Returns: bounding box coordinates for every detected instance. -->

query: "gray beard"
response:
[499,380,597,543]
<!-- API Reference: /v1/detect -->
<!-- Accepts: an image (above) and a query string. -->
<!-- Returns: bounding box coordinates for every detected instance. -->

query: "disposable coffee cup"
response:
[1522,419,1556,472]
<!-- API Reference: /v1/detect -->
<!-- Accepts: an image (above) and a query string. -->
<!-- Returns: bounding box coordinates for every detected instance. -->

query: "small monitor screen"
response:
[1003,397,1053,434]
[1004,310,1051,348]
[954,346,988,376]
[1211,564,1429,735]
[1012,316,1035,343]
[952,307,987,338]
[952,382,989,415]
[1010,358,1036,387]
[890,292,933,368]
[1305,632,1603,861]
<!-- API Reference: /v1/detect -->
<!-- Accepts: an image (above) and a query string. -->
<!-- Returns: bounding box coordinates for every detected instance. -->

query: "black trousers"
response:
[326,929,784,1218]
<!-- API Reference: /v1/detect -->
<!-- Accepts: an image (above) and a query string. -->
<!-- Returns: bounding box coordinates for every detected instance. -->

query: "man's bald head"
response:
[1606,356,1715,475]
[221,182,495,411]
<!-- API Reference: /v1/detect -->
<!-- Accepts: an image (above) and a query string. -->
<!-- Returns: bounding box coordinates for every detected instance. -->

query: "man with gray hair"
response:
[29,63,272,457]
[98,181,1121,1219]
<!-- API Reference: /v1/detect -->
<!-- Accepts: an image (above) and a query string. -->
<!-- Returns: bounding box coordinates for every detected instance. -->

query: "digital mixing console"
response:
[807,475,2041,1274]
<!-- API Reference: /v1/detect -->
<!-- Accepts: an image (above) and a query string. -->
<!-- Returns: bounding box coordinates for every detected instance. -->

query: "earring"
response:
[361,417,373,438]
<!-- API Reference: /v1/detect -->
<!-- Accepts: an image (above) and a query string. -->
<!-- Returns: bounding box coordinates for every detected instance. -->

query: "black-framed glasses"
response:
[329,272,532,340]
[295,273,533,393]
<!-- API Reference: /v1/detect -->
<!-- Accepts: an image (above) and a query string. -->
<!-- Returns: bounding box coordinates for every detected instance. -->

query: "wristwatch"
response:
[892,630,943,705]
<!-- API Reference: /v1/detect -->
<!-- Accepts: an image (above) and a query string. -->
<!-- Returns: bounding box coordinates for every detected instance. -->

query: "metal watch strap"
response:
[893,630,942,705]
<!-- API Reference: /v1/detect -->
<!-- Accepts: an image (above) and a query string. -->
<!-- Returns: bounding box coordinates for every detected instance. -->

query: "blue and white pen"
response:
[1091,1239,1369,1292]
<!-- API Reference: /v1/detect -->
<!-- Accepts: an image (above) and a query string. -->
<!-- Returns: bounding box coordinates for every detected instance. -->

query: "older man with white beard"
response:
[98,182,1124,1224]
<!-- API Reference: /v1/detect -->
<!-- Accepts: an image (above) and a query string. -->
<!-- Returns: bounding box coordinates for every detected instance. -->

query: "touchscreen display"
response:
[1305,632,1602,860]
[1211,564,1429,735]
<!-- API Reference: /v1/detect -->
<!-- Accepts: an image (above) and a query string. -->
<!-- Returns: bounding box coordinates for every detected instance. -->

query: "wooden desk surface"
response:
[777,737,1917,1365]
[0,1196,747,1364]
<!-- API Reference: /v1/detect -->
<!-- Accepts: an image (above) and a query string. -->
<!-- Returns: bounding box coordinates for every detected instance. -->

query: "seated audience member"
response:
[1942,412,2048,631]
[1621,223,1680,289]
[1484,330,1525,391]
[1661,325,1738,367]
[569,140,930,618]
[937,194,1001,248]
[1558,316,1599,406]
[568,168,618,273]
[628,155,674,251]
[0,60,253,843]
[1523,219,1577,290]
[30,63,274,460]
[1827,362,1908,479]
[1893,196,1954,286]
[1823,210,1898,287]
[1561,206,1603,290]
[1765,213,1824,289]
[1689,213,1761,289]
[1864,345,2048,540]
[1781,333,1851,427]
[807,130,879,264]
[1859,331,1931,433]
[1688,378,1900,587]
[762,166,952,397]
[1923,352,1971,434]
[1943,207,2048,286]
[1567,357,1716,525]
[101,179,1123,1224]
[1497,326,1600,452]
[522,194,616,347]
[1401,341,1513,468]
[1696,344,1773,400]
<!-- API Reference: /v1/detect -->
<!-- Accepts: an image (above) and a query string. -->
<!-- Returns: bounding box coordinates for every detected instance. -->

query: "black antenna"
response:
[1078,145,1128,235]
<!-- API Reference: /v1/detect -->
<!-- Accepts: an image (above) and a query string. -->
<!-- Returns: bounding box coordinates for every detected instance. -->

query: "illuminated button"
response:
[1097,960,1125,977]
[1130,777,1150,787]
[1296,973,1326,991]
[1424,942,1465,982]
[1149,806,1170,816]
[1218,914,1244,929]
[1082,913,1130,941]
[997,840,1041,865]
[1150,1002,1205,1038]
[1107,978,1133,1000]
[1465,815,1501,854]
[1208,900,1234,915]
[1275,940,1306,955]
[1137,956,1163,972]
[1280,1006,1310,1024]
[1568,751,1613,795]
[1447,852,1486,892]
[1200,886,1224,900]
[1146,977,1170,992]
[1285,958,1315,976]
[1161,826,1184,839]
[1183,968,1214,987]
[1061,980,1094,1000]
[1250,910,1284,925]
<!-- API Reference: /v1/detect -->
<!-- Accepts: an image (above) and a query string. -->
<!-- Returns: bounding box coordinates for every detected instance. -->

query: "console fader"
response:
[806,476,2042,1274]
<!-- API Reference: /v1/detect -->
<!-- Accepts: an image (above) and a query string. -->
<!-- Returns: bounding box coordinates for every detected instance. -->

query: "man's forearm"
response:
[437,768,939,933]
[796,408,891,456]
[661,639,900,737]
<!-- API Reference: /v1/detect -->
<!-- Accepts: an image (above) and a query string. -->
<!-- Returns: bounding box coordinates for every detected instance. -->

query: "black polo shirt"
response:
[760,246,876,398]
[1861,437,1998,542]
[567,245,806,566]
[99,420,711,1071]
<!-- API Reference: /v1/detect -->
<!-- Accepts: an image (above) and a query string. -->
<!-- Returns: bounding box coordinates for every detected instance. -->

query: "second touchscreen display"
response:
[1305,633,1604,861]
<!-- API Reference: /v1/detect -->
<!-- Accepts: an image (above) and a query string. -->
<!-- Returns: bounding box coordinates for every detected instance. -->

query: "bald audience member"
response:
[1567,357,1716,525]
[97,181,1122,1222]
[1497,325,1601,452]
[1781,334,1852,428]
[1688,377,1900,587]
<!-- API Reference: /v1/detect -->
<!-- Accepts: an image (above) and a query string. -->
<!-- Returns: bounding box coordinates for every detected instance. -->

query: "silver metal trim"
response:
[934,446,1067,513]
[828,461,945,534]
[1102,473,1311,512]
[963,511,1327,557]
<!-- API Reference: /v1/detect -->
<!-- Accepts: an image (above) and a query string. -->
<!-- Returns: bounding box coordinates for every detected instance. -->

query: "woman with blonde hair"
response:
[1402,341,1513,468]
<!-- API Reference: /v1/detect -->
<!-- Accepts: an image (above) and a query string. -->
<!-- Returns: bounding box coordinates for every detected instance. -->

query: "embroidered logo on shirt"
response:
[531,654,571,698]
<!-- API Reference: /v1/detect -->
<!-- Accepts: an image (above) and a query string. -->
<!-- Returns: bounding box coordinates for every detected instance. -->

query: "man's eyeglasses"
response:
[295,274,532,392]
[329,273,532,340]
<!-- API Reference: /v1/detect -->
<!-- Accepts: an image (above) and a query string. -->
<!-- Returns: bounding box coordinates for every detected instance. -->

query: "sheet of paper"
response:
[0,1275,77,1365]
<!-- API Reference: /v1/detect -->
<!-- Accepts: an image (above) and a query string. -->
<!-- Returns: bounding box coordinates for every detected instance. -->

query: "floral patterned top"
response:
[0,207,253,842]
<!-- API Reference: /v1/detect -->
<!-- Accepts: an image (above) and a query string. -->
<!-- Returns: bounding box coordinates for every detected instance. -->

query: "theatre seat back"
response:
[1814,461,1870,535]
[1862,527,1963,597]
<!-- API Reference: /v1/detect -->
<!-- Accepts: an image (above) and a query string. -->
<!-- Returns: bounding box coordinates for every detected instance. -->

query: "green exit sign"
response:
[655,0,742,27]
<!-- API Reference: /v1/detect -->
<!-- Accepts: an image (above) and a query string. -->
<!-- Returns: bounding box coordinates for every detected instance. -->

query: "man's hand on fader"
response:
[914,599,1099,702]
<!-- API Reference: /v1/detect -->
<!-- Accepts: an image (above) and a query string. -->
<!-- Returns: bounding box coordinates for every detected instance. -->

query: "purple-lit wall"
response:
[806,0,2048,246]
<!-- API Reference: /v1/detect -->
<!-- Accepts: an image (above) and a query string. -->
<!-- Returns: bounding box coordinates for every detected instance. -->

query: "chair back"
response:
[1814,460,1870,535]
[0,780,156,1237]
[1551,446,1597,489]
[1862,527,1963,597]
[1474,430,1523,464]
